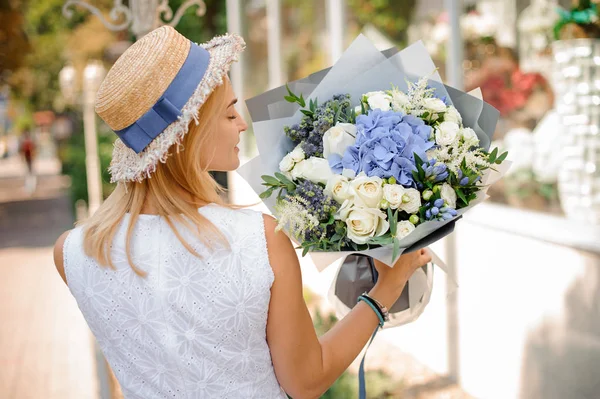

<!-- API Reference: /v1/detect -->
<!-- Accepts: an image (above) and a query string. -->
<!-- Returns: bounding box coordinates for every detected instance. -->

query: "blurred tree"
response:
[346,0,417,46]
[8,0,115,111]
[169,0,227,43]
[0,0,32,81]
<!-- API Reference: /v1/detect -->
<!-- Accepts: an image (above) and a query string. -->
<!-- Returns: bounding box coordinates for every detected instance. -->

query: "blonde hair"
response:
[82,80,231,276]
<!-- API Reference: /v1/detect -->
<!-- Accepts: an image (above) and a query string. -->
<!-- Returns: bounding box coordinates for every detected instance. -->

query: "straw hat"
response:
[95,25,245,183]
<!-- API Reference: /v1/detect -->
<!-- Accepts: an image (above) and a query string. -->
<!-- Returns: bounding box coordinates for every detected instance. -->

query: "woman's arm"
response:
[263,215,429,398]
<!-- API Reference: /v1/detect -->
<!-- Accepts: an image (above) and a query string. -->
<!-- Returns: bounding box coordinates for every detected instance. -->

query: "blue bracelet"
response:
[357,295,385,328]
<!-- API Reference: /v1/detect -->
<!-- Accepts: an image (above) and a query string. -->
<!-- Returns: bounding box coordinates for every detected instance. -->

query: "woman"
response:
[53,26,431,398]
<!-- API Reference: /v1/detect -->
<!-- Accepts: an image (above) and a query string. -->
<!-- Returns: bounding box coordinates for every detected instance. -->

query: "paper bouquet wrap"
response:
[238,35,509,327]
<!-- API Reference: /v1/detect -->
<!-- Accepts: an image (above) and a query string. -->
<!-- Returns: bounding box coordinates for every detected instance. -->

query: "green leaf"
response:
[259,187,275,199]
[456,188,468,205]
[331,233,342,242]
[414,153,424,166]
[388,208,398,235]
[261,175,280,186]
[284,95,296,103]
[361,101,367,115]
[302,246,310,257]
[496,151,508,163]
[489,147,498,163]
[299,93,306,107]
[275,172,294,187]
[368,236,394,246]
[392,238,400,263]
[285,84,294,97]
[301,110,314,117]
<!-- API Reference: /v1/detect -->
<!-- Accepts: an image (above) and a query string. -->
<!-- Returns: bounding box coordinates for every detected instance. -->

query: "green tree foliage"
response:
[0,0,32,81]
[347,0,417,45]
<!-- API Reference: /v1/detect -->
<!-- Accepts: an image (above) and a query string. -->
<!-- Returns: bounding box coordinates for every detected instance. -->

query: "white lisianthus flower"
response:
[290,144,305,162]
[398,188,421,214]
[365,91,392,111]
[435,121,460,146]
[383,184,406,209]
[391,90,409,111]
[335,198,354,221]
[460,127,480,146]
[325,174,354,204]
[279,153,295,172]
[291,157,333,184]
[423,98,447,113]
[354,105,363,115]
[323,123,357,158]
[444,106,462,124]
[440,183,457,209]
[350,173,384,209]
[346,207,390,244]
[396,221,416,240]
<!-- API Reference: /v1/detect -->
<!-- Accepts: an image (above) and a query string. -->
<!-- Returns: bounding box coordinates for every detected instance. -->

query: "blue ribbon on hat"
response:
[115,41,211,153]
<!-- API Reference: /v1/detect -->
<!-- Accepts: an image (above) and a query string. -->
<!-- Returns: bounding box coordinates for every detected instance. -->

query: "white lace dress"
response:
[63,204,287,398]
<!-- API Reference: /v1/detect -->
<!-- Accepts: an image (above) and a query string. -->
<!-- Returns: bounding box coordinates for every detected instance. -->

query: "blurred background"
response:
[1,0,600,398]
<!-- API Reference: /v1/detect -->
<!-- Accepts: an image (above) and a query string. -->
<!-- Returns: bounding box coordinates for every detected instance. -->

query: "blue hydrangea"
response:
[340,109,435,187]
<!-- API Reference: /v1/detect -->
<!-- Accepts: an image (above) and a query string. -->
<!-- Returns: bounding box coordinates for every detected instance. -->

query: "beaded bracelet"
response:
[361,293,390,322]
[357,294,386,328]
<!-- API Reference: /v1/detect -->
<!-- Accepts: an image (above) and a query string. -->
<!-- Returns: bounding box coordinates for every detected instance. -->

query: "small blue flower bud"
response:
[460,177,469,186]
[434,198,445,208]
[431,207,440,216]
[425,210,432,219]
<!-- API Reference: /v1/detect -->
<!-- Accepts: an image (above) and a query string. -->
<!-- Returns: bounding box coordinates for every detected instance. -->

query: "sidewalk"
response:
[0,158,99,399]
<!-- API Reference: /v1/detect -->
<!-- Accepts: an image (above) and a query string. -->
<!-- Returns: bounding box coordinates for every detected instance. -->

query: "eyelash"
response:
[228,115,237,120]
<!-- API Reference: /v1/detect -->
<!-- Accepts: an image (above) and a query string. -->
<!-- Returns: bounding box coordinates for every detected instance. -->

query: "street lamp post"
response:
[82,61,106,216]
[62,0,206,40]
[59,61,106,217]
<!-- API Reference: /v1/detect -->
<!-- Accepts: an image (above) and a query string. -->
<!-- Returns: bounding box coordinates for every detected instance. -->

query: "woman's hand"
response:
[370,248,432,307]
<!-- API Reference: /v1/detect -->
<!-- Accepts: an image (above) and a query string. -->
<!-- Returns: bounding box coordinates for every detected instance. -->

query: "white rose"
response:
[366,91,392,111]
[350,173,384,209]
[423,98,447,113]
[435,121,460,146]
[290,145,305,162]
[391,90,409,111]
[291,157,333,184]
[336,198,354,221]
[440,183,457,209]
[325,174,354,204]
[383,184,406,210]
[279,153,295,172]
[396,221,416,240]
[323,123,357,158]
[444,106,462,124]
[460,127,480,146]
[346,207,390,244]
[398,188,421,214]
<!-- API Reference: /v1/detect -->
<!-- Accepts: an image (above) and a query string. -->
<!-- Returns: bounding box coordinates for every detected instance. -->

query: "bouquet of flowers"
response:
[259,77,506,262]
[239,35,509,326]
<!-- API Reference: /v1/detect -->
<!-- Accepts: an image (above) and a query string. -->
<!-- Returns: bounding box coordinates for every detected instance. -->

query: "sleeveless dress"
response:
[63,204,287,399]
